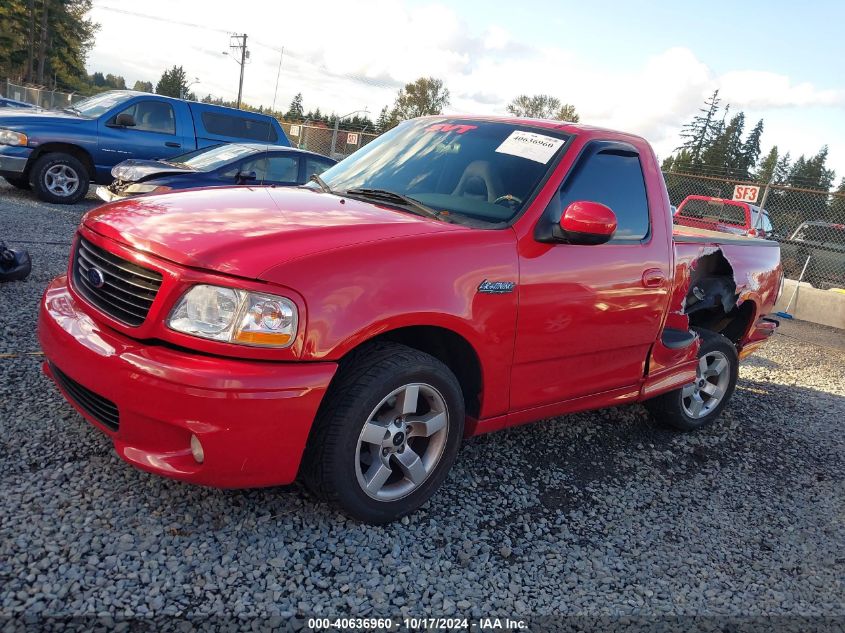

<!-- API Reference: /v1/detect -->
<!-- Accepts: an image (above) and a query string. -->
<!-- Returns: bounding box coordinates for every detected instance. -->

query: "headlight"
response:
[0,129,27,146]
[168,284,298,348]
[124,183,172,194]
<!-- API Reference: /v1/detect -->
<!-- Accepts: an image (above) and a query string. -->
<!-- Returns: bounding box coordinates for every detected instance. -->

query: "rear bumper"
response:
[38,276,337,488]
[739,316,779,359]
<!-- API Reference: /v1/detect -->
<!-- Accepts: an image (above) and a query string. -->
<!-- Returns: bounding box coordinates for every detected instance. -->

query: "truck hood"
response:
[0,110,87,127]
[83,186,456,278]
[111,159,193,182]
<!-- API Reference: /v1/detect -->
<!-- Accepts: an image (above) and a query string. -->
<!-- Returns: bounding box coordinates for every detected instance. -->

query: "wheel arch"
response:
[335,324,484,418]
[29,143,96,180]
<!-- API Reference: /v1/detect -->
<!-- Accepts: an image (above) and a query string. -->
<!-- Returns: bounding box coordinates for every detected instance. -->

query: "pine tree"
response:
[753,146,778,183]
[155,65,192,99]
[375,106,391,133]
[677,90,721,164]
[285,93,303,121]
[740,119,764,177]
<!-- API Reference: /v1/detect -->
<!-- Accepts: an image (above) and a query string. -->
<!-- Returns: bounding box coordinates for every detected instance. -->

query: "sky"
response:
[85,0,845,179]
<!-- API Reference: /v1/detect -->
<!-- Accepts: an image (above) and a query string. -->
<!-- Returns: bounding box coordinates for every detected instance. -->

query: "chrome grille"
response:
[73,236,162,326]
[50,363,120,431]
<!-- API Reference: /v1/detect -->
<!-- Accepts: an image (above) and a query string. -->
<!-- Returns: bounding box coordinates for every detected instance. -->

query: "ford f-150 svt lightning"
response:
[38,117,783,523]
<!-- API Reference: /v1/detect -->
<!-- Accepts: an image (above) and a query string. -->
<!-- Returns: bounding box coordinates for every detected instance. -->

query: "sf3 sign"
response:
[733,184,760,203]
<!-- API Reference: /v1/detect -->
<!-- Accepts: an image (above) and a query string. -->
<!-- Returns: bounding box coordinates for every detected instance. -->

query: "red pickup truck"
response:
[674,195,774,238]
[38,117,783,523]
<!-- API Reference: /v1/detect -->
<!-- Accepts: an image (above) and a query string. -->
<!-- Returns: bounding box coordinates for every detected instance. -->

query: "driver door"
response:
[510,141,670,411]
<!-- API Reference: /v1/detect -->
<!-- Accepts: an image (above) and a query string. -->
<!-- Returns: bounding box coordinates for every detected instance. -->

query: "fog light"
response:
[190,434,204,464]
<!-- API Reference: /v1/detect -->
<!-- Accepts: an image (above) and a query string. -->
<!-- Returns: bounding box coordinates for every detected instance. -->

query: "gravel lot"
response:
[1,181,843,626]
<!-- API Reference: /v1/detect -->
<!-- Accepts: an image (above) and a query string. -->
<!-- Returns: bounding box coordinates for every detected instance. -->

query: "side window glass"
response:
[238,157,268,181]
[118,101,175,134]
[264,155,299,182]
[304,157,333,181]
[559,150,650,240]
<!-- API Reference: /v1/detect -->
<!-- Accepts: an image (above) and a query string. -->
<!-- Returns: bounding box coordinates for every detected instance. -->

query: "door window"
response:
[116,101,176,134]
[237,155,299,183]
[559,150,650,240]
[304,156,335,182]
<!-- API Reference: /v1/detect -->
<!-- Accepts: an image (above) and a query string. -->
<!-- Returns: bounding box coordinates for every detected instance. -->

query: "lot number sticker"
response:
[733,184,759,203]
[495,130,565,164]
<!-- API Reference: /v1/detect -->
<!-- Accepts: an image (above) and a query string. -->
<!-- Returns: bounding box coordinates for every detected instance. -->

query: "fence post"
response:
[755,177,773,231]
[330,119,339,157]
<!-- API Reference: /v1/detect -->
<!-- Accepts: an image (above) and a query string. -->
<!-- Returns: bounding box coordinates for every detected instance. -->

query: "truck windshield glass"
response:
[167,144,258,171]
[69,91,135,118]
[316,118,571,224]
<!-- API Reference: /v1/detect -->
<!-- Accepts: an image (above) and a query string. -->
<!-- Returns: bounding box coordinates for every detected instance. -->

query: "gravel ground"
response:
[1,181,844,627]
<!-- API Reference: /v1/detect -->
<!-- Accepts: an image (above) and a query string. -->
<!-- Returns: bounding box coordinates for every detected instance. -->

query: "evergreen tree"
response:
[91,71,105,86]
[285,93,304,121]
[677,90,721,164]
[753,146,779,183]
[0,0,99,90]
[155,65,193,99]
[132,79,153,92]
[375,106,391,133]
[740,119,764,177]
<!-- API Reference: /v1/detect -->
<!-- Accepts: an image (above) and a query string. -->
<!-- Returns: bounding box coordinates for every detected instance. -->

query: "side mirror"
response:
[236,170,257,184]
[111,112,136,127]
[557,200,617,245]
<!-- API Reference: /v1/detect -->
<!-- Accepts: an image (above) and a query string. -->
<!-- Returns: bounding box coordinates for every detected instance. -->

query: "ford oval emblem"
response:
[87,267,106,288]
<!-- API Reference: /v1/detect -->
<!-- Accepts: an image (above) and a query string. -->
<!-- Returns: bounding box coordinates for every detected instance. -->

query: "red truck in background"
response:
[674,195,774,238]
[38,117,783,523]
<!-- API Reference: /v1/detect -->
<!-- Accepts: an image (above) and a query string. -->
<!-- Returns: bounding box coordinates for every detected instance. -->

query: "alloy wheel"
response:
[354,383,449,501]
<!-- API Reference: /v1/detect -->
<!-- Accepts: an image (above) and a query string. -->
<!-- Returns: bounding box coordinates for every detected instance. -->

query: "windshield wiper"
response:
[63,106,81,115]
[309,173,333,193]
[343,188,445,221]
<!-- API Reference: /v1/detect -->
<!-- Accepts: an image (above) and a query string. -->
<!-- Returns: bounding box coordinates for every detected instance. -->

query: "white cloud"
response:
[718,71,845,109]
[86,0,845,176]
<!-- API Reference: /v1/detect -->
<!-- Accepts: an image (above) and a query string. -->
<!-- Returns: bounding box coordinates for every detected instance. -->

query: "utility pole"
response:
[229,34,249,109]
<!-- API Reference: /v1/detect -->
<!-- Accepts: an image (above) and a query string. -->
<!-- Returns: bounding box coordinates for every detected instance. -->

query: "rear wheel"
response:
[645,328,738,431]
[302,342,465,524]
[31,153,89,204]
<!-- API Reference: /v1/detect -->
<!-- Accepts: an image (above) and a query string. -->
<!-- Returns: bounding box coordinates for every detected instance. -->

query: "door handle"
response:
[642,268,666,288]
[165,142,181,148]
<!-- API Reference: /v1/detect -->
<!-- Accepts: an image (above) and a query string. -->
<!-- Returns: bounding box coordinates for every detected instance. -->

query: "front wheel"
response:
[31,153,89,204]
[302,342,465,524]
[645,328,738,431]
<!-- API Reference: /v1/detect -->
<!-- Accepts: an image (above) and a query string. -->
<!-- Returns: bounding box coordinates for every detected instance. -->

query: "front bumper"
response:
[38,276,337,488]
[95,185,123,202]
[0,145,32,176]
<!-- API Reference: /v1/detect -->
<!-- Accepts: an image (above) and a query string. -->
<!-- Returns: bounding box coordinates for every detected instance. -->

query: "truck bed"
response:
[672,224,780,248]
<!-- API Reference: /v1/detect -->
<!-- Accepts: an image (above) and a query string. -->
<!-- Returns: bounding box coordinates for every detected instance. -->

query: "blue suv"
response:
[0,90,289,204]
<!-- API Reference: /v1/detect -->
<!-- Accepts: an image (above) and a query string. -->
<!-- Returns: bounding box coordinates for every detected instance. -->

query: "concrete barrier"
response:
[773,279,845,329]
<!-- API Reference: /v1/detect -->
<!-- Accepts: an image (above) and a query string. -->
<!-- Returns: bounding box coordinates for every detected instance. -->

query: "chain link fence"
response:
[663,171,845,289]
[278,120,379,160]
[0,79,85,110]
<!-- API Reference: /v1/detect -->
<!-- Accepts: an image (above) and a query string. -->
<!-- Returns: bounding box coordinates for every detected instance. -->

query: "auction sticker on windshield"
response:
[495,130,565,163]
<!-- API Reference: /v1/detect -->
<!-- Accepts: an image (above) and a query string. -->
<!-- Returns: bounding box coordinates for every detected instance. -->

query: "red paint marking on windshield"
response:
[425,123,477,134]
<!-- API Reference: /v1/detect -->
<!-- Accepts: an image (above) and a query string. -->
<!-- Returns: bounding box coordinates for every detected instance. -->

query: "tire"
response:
[645,328,739,431]
[3,175,30,190]
[30,153,89,204]
[302,342,465,524]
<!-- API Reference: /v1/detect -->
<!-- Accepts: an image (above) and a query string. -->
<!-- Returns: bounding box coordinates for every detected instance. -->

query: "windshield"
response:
[315,118,571,224]
[68,91,135,118]
[167,144,257,171]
